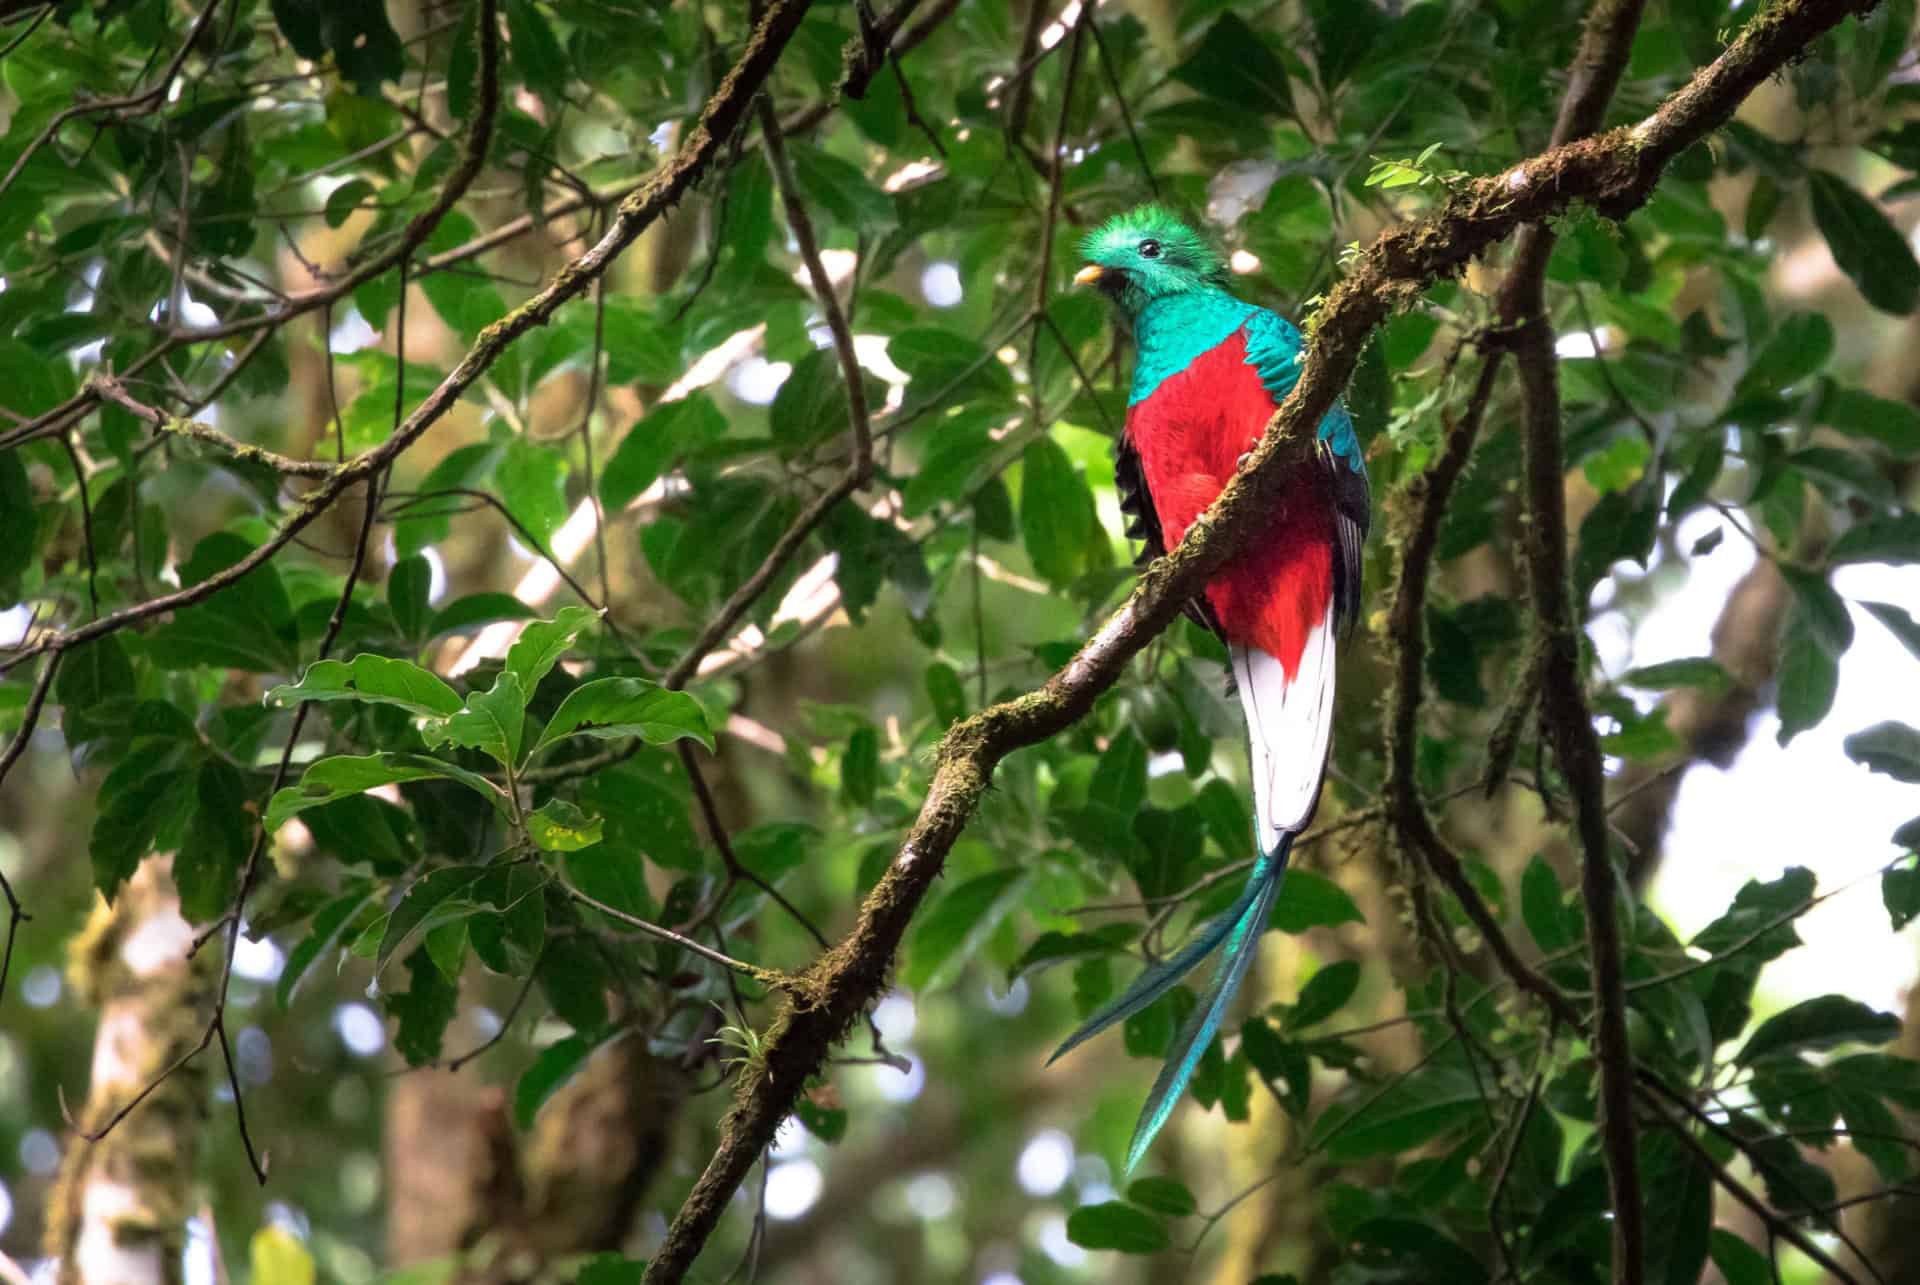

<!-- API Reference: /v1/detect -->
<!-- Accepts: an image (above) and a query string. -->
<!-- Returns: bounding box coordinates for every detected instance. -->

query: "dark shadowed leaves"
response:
[1271,870,1364,933]
[1066,1202,1170,1254]
[1844,721,1920,782]
[904,868,1027,991]
[385,948,460,1065]
[1809,169,1920,314]
[1736,994,1899,1065]
[1172,13,1294,119]
[515,1028,621,1128]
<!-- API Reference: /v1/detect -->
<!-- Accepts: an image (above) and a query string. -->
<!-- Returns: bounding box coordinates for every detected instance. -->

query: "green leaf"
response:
[376,865,491,974]
[1572,482,1659,596]
[56,635,136,742]
[770,348,863,455]
[271,0,404,95]
[1830,512,1920,565]
[90,767,195,900]
[1830,1051,1920,1110]
[278,883,376,1008]
[420,216,507,346]
[1862,600,1920,663]
[1009,929,1128,983]
[903,418,998,517]
[1271,870,1364,933]
[1737,311,1833,395]
[1021,435,1098,586]
[1522,855,1575,953]
[427,593,539,638]
[431,672,528,766]
[1241,1019,1310,1114]
[175,759,250,924]
[599,395,726,512]
[1171,13,1294,118]
[0,448,32,597]
[575,1256,646,1285]
[1844,721,1920,782]
[267,753,505,831]
[903,868,1028,991]
[1884,855,1919,931]
[1809,169,1920,314]
[301,794,417,874]
[925,662,966,726]
[387,555,431,642]
[1287,959,1360,1030]
[1819,386,1920,453]
[527,798,605,852]
[265,655,463,719]
[514,1028,620,1128]
[1090,728,1148,818]
[1708,1229,1772,1285]
[1066,1202,1170,1254]
[577,767,703,873]
[385,948,459,1065]
[539,934,610,1031]
[532,677,713,754]
[505,606,597,696]
[1126,1176,1196,1218]
[787,143,894,228]
[1776,612,1839,746]
[1736,994,1900,1064]
[841,724,879,807]
[1725,1107,1836,1215]
[597,301,680,387]
[1639,1133,1713,1285]
[396,442,500,557]
[1620,657,1731,694]
[498,437,569,550]
[144,533,299,673]
[1348,1218,1488,1285]
[504,0,569,99]
[1309,1066,1482,1161]
[324,177,376,229]
[888,332,1013,405]
[794,1095,848,1143]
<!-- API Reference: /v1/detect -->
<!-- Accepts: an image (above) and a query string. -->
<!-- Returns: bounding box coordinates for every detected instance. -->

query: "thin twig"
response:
[562,879,786,986]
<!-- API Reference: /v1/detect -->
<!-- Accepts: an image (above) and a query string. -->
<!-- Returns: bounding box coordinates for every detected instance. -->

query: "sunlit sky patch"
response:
[1641,537,1920,1014]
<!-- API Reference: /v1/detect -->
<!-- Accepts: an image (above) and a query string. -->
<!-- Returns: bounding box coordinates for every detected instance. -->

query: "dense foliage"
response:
[2,0,1919,1282]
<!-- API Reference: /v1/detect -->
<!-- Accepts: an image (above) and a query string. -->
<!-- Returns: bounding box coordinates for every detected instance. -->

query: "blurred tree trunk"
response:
[44,857,214,1285]
[386,1030,682,1281]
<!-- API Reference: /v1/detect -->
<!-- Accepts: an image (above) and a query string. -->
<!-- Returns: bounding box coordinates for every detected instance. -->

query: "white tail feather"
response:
[1230,604,1337,853]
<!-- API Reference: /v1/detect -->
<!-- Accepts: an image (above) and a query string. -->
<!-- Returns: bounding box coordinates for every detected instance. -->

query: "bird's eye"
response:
[1138,238,1162,259]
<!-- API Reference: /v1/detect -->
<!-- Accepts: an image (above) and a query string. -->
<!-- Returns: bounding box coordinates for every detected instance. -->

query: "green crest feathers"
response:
[1079,205,1227,282]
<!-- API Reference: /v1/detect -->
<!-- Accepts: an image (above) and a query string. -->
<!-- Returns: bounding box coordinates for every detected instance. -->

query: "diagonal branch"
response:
[638,2,1882,1279]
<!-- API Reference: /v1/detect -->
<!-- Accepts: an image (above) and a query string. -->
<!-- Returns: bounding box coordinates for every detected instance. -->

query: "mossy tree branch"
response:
[641,2,1883,1279]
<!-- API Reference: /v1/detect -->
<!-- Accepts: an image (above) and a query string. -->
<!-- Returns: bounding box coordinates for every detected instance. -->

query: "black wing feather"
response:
[1114,433,1223,638]
[1323,439,1371,637]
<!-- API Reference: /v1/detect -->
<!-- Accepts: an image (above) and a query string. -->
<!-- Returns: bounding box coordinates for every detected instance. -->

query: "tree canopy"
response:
[2,0,1920,1282]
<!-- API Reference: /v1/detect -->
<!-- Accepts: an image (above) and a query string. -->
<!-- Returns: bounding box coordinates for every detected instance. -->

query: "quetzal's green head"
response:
[1075,205,1227,316]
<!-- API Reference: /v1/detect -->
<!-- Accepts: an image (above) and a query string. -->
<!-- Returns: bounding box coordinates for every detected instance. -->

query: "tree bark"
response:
[45,858,214,1285]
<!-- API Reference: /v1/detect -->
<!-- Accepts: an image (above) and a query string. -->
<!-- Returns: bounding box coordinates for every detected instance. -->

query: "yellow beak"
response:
[1073,264,1105,286]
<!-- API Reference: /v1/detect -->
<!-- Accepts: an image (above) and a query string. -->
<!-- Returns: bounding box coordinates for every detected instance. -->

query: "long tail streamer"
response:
[1048,836,1293,1172]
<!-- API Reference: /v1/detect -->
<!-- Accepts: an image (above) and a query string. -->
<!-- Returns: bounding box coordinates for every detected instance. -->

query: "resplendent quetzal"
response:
[1049,206,1370,1171]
